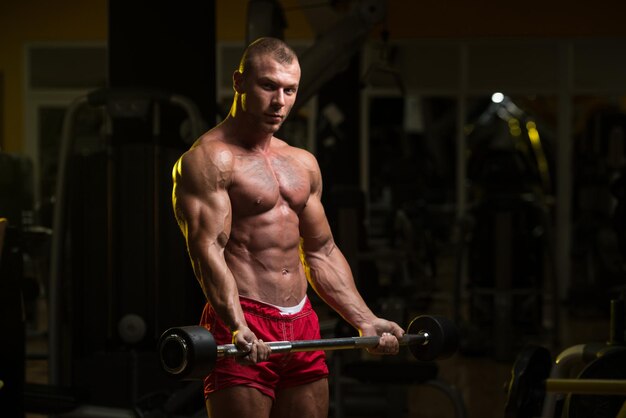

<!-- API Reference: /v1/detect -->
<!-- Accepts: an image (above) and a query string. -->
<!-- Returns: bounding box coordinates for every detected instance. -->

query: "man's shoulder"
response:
[186,131,234,160]
[177,132,235,178]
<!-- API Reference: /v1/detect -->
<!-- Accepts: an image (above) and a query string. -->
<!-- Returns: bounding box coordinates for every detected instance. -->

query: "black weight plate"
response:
[504,344,552,418]
[158,325,217,380]
[407,315,459,361]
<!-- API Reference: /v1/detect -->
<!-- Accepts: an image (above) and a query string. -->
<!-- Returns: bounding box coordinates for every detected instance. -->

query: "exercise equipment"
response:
[505,299,626,418]
[504,344,552,418]
[505,345,626,418]
[0,219,26,417]
[158,315,459,380]
[24,87,206,416]
[565,348,626,418]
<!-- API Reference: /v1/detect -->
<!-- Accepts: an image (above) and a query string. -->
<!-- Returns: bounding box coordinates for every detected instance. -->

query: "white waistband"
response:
[266,296,307,315]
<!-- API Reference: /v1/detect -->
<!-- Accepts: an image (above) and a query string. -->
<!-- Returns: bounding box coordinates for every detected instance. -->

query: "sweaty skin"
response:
[172,38,403,418]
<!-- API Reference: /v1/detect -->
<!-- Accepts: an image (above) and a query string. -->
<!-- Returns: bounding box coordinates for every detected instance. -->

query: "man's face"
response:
[237,53,301,134]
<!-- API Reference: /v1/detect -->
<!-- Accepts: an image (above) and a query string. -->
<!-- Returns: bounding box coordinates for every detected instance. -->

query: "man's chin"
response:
[263,121,283,134]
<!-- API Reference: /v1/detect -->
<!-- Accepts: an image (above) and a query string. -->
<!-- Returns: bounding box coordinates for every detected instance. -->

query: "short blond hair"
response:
[238,37,298,73]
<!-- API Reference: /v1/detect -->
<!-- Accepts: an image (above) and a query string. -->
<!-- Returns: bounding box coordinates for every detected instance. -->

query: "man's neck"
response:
[221,115,273,152]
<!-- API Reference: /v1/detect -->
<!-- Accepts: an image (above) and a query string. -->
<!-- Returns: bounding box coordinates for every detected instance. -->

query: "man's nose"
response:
[272,90,285,107]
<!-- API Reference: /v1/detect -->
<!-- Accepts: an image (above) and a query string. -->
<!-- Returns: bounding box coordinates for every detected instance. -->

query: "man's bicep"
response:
[172,154,232,248]
[175,184,231,248]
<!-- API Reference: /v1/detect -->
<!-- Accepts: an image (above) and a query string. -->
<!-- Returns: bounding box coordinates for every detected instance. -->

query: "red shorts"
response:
[200,296,329,400]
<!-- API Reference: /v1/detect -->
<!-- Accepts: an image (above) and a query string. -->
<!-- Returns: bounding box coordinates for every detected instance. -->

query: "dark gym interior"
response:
[1,1,626,417]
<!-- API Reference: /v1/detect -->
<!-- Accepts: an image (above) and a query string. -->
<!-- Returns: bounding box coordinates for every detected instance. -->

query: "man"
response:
[172,37,404,418]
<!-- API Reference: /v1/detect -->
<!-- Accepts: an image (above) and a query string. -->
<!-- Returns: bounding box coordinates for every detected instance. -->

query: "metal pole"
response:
[546,379,626,395]
[555,42,573,341]
[49,95,88,385]
[454,43,469,324]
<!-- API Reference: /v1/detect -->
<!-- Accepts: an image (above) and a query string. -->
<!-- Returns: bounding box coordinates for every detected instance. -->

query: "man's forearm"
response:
[305,246,377,331]
[189,247,247,332]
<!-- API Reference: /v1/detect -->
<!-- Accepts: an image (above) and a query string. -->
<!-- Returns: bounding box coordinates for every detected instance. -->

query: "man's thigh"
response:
[271,378,329,418]
[207,386,273,418]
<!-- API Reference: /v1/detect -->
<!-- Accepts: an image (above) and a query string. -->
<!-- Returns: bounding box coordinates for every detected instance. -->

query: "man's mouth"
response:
[266,114,283,122]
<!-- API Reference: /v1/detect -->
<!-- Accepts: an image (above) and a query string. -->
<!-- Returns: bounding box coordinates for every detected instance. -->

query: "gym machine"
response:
[505,298,626,418]
[22,88,205,417]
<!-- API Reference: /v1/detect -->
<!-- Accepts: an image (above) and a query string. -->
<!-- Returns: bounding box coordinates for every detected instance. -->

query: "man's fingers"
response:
[255,339,271,361]
[238,339,271,364]
[377,332,400,354]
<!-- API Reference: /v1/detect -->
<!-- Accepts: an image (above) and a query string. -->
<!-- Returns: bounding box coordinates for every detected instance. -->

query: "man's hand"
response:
[359,318,405,355]
[232,326,272,365]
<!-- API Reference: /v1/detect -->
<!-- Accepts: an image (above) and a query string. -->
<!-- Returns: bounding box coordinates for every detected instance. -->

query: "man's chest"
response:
[229,153,310,212]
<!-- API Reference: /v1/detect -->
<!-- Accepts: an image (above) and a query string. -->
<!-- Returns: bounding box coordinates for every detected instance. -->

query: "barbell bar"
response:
[158,315,459,380]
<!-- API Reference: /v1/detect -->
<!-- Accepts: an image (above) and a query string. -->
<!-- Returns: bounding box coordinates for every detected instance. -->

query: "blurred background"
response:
[1,0,625,417]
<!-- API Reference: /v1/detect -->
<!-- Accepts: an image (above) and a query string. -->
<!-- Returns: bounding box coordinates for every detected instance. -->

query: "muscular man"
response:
[172,37,404,418]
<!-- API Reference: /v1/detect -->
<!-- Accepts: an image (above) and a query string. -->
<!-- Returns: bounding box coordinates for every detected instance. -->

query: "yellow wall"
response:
[2,0,626,152]
[385,0,626,38]
[0,0,314,153]
[217,0,314,40]
[0,0,107,153]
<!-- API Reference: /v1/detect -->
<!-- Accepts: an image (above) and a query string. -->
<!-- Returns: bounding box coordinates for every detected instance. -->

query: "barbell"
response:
[158,315,459,380]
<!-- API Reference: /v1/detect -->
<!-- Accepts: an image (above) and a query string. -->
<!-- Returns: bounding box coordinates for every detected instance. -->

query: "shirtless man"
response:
[172,37,404,418]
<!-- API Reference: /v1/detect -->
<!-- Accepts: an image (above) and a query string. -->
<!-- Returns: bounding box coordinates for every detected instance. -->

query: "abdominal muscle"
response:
[224,214,309,307]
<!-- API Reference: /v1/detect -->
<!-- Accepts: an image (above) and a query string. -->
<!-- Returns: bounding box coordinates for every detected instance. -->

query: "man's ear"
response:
[233,70,244,94]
